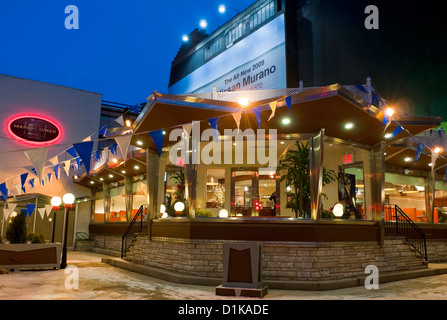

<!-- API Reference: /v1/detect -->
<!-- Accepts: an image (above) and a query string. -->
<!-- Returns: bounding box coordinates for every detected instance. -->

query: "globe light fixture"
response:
[182,34,189,42]
[218,4,226,13]
[219,209,229,218]
[174,201,185,213]
[61,193,76,269]
[63,193,75,206]
[333,203,344,218]
[238,97,249,107]
[385,107,395,117]
[51,196,62,209]
[160,204,166,214]
[199,19,207,29]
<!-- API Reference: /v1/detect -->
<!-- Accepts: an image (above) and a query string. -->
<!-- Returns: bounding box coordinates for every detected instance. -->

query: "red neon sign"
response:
[7,115,62,145]
[343,154,354,164]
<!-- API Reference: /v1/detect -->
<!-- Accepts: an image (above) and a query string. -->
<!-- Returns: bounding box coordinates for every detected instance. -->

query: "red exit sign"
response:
[344,154,355,164]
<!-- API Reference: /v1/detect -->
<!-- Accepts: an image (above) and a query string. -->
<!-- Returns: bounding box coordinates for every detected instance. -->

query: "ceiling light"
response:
[134,165,140,170]
[182,34,189,42]
[90,181,94,184]
[100,178,104,181]
[344,123,354,129]
[434,147,442,154]
[385,107,395,117]
[109,174,114,178]
[238,97,249,107]
[404,157,412,162]
[281,118,291,125]
[384,133,392,139]
[136,140,143,146]
[121,170,126,174]
[112,158,118,164]
[125,119,132,127]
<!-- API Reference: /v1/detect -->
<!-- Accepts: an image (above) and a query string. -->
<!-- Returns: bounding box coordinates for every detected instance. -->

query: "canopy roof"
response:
[74,84,442,188]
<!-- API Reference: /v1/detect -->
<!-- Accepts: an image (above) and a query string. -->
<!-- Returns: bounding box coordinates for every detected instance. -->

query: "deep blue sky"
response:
[0,0,255,105]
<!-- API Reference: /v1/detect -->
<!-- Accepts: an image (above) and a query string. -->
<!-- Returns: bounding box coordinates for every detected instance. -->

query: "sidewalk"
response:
[1,251,447,300]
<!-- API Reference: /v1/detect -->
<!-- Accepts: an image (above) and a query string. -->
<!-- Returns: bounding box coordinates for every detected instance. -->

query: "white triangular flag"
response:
[114,134,133,161]
[38,208,46,219]
[49,156,59,166]
[82,135,92,142]
[8,203,17,213]
[63,160,71,176]
[182,123,192,137]
[115,115,124,126]
[3,208,10,220]
[45,204,53,217]
[24,147,48,182]
[268,101,277,121]
[232,112,242,129]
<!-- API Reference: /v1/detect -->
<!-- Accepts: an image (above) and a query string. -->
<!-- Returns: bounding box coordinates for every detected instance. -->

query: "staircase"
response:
[384,204,428,261]
[121,205,147,259]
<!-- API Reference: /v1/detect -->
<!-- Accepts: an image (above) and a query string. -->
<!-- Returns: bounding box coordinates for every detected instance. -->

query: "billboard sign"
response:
[169,14,286,94]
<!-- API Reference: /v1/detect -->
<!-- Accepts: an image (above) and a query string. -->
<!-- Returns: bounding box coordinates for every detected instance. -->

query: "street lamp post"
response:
[50,196,61,243]
[60,193,75,269]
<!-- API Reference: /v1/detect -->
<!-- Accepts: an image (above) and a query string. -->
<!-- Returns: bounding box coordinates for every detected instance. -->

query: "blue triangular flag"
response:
[73,141,94,174]
[47,172,52,183]
[31,168,37,176]
[391,125,404,138]
[149,129,165,158]
[29,178,35,189]
[208,117,219,140]
[252,107,261,128]
[372,92,379,105]
[54,164,59,180]
[355,84,368,93]
[285,96,292,110]
[110,143,117,155]
[414,143,424,164]
[94,149,102,162]
[0,183,7,202]
[98,126,107,137]
[20,172,28,193]
[26,204,36,217]
[66,146,77,158]
[382,113,389,126]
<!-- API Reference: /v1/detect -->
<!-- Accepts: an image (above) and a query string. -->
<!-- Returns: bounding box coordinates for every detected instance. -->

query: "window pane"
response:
[234,170,253,216]
[206,168,225,208]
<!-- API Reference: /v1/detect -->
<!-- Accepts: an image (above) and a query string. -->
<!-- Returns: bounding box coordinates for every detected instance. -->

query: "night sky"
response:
[0,0,254,105]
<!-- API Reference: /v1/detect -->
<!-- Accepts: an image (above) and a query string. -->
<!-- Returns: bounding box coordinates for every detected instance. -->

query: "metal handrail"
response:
[384,204,428,261]
[121,205,146,259]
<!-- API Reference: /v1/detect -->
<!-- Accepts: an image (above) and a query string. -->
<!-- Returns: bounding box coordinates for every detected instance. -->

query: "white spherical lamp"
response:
[51,196,62,208]
[333,203,344,218]
[219,209,229,218]
[174,202,185,212]
[63,193,75,205]
[160,204,166,213]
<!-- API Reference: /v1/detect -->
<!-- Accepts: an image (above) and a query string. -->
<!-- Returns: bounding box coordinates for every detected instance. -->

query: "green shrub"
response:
[6,213,27,244]
[26,232,46,244]
[195,209,213,217]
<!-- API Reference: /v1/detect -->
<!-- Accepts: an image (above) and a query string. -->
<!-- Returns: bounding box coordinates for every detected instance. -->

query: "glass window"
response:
[206,168,225,208]
[110,184,126,222]
[132,180,147,218]
[234,170,253,216]
[259,168,278,216]
[93,192,104,223]
[385,173,426,222]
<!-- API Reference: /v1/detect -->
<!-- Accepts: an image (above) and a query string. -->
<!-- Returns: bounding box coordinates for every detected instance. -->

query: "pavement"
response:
[1,251,447,301]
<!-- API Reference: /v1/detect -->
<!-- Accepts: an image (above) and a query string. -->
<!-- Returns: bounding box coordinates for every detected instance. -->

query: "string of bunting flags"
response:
[1,85,446,218]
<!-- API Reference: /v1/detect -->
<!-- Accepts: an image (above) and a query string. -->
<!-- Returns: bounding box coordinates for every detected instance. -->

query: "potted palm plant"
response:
[278,141,336,218]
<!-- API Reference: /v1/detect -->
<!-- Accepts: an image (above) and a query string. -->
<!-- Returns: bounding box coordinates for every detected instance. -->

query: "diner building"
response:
[85,80,447,289]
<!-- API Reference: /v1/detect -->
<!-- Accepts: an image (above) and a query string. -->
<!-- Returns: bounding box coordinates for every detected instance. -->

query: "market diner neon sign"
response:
[7,115,62,145]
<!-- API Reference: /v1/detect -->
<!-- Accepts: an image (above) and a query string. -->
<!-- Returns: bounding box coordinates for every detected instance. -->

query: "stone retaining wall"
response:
[114,235,427,281]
